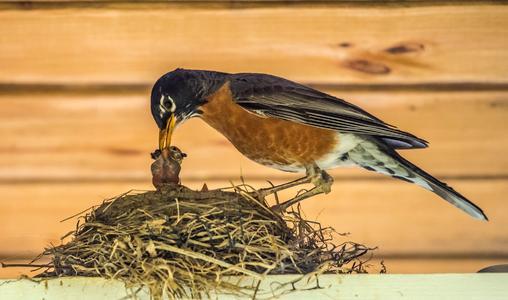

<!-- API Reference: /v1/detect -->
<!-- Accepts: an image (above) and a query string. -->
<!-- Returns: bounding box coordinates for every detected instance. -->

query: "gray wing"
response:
[229,73,428,149]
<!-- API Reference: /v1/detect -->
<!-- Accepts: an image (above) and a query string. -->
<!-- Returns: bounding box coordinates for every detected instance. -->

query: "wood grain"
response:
[0,1,506,275]
[0,5,507,85]
[0,0,503,4]
[0,91,506,182]
[1,274,507,299]
[0,179,505,259]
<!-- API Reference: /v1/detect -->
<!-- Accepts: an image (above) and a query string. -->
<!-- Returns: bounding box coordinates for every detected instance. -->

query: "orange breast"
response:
[200,82,339,170]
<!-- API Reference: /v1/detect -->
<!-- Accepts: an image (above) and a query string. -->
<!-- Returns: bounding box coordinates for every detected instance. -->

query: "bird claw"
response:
[311,170,333,194]
[268,167,334,211]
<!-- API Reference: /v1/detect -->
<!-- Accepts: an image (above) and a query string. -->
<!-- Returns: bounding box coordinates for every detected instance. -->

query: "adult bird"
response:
[151,68,487,220]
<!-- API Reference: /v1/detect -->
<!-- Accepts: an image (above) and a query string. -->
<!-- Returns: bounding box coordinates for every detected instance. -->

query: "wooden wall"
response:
[1,1,507,277]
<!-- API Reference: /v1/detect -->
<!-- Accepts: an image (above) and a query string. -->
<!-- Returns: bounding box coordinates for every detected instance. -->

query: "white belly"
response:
[315,133,362,170]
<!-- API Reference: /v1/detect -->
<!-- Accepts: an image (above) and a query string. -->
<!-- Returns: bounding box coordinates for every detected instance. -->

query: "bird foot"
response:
[270,167,333,212]
[311,169,333,194]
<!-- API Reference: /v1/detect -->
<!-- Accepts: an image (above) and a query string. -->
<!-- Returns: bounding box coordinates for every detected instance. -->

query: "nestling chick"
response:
[150,146,187,189]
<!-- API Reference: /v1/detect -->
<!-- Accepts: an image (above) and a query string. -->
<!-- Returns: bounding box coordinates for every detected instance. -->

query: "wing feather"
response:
[229,73,428,148]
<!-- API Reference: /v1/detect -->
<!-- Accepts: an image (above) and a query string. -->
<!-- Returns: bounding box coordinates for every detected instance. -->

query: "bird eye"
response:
[160,94,176,113]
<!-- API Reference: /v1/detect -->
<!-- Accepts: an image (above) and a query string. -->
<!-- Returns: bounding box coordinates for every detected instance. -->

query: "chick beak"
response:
[159,113,176,150]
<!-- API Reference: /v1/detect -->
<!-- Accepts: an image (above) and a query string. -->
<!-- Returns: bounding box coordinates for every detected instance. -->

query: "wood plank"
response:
[0,179,505,259]
[379,258,508,274]
[0,91,506,181]
[1,274,508,300]
[0,1,503,4]
[0,5,507,85]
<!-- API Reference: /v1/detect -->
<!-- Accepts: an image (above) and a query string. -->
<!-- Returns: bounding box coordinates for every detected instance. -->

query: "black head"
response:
[151,69,205,130]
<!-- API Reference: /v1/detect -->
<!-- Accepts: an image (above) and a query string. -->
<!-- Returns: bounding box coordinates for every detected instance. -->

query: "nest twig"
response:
[12,183,377,299]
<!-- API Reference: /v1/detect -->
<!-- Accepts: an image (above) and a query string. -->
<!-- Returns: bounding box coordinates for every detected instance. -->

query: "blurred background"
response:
[0,1,507,277]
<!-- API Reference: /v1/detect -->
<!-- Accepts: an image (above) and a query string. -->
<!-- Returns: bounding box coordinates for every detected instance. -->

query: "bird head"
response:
[151,69,205,150]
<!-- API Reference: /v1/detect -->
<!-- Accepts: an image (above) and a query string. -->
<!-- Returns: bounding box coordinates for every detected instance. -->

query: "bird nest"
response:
[5,147,379,298]
[28,183,376,299]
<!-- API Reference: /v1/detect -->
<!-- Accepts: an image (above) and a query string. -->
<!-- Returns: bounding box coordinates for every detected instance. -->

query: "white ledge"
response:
[1,274,507,299]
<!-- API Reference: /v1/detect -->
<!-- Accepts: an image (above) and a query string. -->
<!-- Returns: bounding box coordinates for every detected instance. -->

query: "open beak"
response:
[159,113,176,150]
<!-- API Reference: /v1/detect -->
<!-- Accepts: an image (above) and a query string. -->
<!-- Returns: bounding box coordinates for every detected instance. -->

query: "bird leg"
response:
[271,165,334,212]
[255,164,334,211]
[256,174,313,199]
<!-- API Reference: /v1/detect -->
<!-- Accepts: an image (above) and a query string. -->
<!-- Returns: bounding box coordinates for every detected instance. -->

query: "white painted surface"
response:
[0,274,507,299]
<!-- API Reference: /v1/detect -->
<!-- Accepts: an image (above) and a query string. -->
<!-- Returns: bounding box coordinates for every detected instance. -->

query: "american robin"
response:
[151,68,487,220]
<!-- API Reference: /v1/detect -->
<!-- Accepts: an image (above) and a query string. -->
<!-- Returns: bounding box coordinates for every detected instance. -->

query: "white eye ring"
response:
[159,94,177,119]
[159,95,166,119]
[168,96,176,113]
[160,94,176,112]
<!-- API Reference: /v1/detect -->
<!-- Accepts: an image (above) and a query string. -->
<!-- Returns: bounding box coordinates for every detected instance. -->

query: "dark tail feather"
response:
[348,140,487,220]
[381,137,428,149]
[387,149,488,221]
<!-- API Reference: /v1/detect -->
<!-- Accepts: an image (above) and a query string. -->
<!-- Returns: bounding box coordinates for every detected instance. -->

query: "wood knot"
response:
[343,59,391,75]
[337,42,352,48]
[385,42,425,54]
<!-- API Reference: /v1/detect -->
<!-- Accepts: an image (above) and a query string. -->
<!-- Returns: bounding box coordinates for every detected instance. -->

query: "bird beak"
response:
[159,113,176,150]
